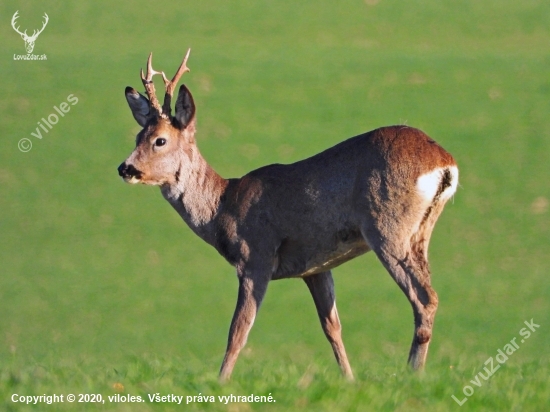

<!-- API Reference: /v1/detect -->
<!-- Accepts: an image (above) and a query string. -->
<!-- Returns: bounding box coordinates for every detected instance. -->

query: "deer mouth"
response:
[124,176,142,184]
[118,162,143,184]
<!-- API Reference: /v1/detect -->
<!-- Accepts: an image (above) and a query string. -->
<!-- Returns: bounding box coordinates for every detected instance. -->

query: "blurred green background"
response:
[1,0,549,410]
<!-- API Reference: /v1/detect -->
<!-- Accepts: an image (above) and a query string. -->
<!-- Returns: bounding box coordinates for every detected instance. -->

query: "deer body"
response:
[118,52,458,381]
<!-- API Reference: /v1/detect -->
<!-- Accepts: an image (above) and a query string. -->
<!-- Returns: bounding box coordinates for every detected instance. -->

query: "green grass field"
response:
[1,0,549,410]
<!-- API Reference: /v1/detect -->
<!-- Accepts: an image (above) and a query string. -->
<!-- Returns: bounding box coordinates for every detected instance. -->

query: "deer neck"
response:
[160,146,228,244]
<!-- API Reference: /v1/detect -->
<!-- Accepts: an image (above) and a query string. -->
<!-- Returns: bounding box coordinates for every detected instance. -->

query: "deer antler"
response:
[140,50,192,119]
[140,53,165,116]
[11,11,27,37]
[161,49,191,116]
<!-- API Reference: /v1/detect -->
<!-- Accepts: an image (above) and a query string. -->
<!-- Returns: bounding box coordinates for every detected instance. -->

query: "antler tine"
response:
[161,48,191,116]
[140,52,165,116]
[169,48,191,95]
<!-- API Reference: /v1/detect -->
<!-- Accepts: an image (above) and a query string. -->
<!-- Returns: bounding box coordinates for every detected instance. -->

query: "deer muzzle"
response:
[118,162,143,184]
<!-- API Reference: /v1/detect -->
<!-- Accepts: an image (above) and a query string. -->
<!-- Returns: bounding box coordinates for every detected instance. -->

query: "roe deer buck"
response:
[118,50,458,381]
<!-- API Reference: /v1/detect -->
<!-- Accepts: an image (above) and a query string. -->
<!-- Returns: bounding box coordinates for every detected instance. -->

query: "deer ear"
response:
[174,84,196,130]
[125,86,150,127]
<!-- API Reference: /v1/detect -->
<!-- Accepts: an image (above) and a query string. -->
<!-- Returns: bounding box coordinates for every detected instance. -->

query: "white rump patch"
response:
[416,166,458,202]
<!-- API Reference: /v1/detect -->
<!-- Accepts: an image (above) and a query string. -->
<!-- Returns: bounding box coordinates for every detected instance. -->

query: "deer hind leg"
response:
[371,238,438,370]
[219,274,269,382]
[303,271,354,380]
[362,205,443,370]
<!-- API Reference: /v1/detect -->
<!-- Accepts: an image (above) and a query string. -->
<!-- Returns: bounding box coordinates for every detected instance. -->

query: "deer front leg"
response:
[219,274,269,382]
[304,271,354,380]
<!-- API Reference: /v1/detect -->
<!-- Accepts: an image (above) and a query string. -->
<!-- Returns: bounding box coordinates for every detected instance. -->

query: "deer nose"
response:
[117,162,127,177]
[118,162,142,179]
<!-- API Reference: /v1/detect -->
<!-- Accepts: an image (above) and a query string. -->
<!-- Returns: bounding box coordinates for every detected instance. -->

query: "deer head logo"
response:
[11,11,49,54]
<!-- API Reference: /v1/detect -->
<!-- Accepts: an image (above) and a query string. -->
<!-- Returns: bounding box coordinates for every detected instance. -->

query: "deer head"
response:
[11,11,49,54]
[118,50,195,186]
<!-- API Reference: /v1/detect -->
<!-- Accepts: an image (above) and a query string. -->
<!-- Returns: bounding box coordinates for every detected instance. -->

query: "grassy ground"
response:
[1,0,549,410]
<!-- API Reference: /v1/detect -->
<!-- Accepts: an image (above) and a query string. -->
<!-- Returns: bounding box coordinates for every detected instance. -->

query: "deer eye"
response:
[154,138,167,147]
